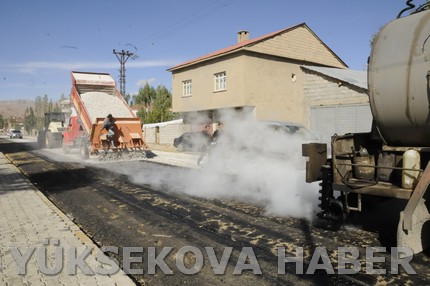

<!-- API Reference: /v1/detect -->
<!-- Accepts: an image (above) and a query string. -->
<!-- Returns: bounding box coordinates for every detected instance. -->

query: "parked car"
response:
[207,120,319,159]
[262,120,318,141]
[9,130,23,139]
[173,131,211,152]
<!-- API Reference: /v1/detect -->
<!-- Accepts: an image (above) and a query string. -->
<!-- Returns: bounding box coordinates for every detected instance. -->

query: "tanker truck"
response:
[302,2,430,254]
[62,71,147,160]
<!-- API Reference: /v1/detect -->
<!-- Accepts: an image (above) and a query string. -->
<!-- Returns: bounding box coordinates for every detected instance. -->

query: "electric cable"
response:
[397,0,416,18]
[132,0,236,50]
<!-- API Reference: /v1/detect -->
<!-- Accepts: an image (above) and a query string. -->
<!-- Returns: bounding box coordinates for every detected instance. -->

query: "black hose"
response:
[412,2,430,14]
[336,167,378,189]
[397,0,416,18]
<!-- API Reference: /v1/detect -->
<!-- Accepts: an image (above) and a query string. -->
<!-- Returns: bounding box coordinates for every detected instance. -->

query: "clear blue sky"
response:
[0,0,425,101]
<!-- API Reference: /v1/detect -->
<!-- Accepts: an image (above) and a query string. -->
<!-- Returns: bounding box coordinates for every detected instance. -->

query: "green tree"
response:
[123,93,132,105]
[136,108,149,123]
[133,82,156,107]
[43,94,49,113]
[48,99,54,112]
[138,84,179,124]
[0,114,4,130]
[35,96,44,129]
[153,84,172,122]
[34,94,62,129]
[59,93,67,102]
[24,107,37,133]
[54,102,61,112]
[8,116,16,128]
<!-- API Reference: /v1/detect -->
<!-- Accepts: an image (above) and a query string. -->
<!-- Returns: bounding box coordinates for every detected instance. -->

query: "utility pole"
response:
[113,49,137,97]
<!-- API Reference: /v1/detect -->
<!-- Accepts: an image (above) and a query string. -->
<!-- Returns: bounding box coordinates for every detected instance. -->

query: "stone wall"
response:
[143,120,191,145]
[302,70,368,105]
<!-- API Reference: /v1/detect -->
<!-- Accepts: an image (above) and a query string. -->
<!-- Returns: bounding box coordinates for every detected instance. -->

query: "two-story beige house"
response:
[168,23,350,126]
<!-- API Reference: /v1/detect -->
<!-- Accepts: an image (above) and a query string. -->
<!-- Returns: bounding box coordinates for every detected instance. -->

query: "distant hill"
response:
[0,99,35,119]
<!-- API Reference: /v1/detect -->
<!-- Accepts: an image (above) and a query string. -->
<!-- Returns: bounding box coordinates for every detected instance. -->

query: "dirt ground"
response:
[146,143,179,153]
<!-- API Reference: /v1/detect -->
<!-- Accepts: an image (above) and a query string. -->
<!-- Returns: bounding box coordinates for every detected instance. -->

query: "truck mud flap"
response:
[397,162,430,254]
[397,198,430,254]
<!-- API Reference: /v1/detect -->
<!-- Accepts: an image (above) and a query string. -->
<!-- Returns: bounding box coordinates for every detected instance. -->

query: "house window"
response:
[214,72,226,91]
[183,80,192,97]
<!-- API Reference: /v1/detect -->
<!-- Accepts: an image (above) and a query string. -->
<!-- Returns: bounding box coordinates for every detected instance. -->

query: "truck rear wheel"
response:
[62,142,70,154]
[80,144,89,159]
[37,131,46,148]
[45,132,52,149]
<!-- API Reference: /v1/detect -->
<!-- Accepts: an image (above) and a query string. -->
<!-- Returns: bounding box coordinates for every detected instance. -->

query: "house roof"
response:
[301,65,367,90]
[168,23,347,71]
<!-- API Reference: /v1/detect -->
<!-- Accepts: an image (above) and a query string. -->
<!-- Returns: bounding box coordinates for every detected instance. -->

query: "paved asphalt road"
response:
[1,134,429,285]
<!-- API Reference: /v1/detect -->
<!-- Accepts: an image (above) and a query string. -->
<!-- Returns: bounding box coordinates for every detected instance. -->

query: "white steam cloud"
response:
[130,110,320,220]
[37,109,321,221]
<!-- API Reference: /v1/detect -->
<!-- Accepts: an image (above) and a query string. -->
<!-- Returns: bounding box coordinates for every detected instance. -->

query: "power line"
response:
[133,0,235,48]
[113,49,138,97]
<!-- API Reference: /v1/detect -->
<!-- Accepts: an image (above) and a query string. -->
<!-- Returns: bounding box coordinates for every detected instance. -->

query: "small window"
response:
[214,72,226,91]
[183,80,192,97]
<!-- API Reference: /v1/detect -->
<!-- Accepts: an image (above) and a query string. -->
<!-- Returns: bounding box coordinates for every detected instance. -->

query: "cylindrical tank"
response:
[368,10,430,146]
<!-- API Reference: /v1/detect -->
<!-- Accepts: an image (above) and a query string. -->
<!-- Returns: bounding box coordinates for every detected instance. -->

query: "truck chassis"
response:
[303,131,430,254]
